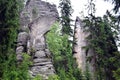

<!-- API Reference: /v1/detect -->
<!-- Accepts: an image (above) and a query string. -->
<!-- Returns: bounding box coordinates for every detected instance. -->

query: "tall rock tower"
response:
[73,17,95,79]
[73,17,87,71]
[16,0,58,79]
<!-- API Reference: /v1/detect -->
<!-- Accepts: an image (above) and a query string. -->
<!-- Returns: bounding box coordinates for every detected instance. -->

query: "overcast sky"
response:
[42,0,114,19]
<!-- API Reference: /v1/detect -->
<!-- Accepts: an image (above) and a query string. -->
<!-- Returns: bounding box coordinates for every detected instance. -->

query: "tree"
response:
[46,22,84,80]
[83,14,120,80]
[104,0,120,13]
[104,0,120,22]
[83,0,120,80]
[0,0,20,79]
[0,0,20,55]
[59,0,73,36]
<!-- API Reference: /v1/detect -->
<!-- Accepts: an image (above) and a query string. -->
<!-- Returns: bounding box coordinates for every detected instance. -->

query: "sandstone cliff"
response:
[16,0,58,79]
[16,0,95,79]
[73,17,95,79]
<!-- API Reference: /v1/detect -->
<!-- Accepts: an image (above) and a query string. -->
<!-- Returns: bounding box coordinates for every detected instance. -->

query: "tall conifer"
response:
[59,0,73,36]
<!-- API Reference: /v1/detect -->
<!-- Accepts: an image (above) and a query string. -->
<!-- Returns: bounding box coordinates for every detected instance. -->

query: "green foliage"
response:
[83,0,120,79]
[105,0,120,13]
[48,75,60,80]
[0,0,19,53]
[0,0,23,79]
[46,22,84,80]
[113,68,120,80]
[59,0,73,35]
[33,74,60,80]
[84,63,92,80]
[46,22,63,62]
[2,53,32,80]
[83,7,120,80]
[33,75,42,80]
[17,53,32,78]
[105,0,120,24]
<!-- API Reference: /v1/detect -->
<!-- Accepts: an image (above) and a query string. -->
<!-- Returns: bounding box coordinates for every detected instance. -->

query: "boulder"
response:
[34,51,46,58]
[17,32,28,46]
[16,46,24,54]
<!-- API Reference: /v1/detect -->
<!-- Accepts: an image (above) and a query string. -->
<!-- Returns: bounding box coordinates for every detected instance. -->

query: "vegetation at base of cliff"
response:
[0,0,20,79]
[83,14,120,80]
[46,22,85,80]
[2,53,32,80]
[0,0,119,80]
[0,0,32,80]
[52,1,86,79]
[83,0,120,80]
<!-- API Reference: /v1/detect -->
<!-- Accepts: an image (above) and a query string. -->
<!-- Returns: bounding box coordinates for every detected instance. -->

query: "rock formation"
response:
[73,17,87,71]
[16,0,96,79]
[16,0,58,79]
[73,17,95,78]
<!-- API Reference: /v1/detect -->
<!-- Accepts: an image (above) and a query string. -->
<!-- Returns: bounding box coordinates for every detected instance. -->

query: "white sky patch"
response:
[42,0,114,19]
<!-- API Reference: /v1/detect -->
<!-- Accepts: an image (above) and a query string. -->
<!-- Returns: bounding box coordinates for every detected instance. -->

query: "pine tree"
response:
[83,0,120,79]
[0,0,20,55]
[105,0,120,13]
[104,0,120,22]
[59,0,73,36]
[0,0,20,78]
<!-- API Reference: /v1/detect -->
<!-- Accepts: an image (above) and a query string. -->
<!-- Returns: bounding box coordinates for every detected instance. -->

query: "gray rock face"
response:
[73,17,87,71]
[34,51,46,58]
[16,32,28,61]
[73,17,95,79]
[28,15,57,79]
[17,32,28,46]
[16,0,58,79]
[20,0,58,30]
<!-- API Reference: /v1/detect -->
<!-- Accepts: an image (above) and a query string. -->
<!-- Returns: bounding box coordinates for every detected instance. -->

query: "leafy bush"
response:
[46,22,84,80]
[33,75,42,80]
[48,75,60,80]
[2,53,32,80]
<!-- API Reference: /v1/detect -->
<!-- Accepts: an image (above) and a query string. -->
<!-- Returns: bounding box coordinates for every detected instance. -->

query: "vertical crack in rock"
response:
[16,0,58,79]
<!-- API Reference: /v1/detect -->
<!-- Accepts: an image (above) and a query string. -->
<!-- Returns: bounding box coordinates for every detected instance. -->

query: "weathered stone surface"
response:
[34,43,45,51]
[31,65,55,75]
[45,49,51,57]
[16,0,58,79]
[16,46,24,54]
[33,62,52,66]
[73,17,95,79]
[16,54,23,61]
[20,0,58,30]
[16,32,28,62]
[33,58,50,63]
[17,32,28,46]
[73,17,87,71]
[34,51,46,58]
